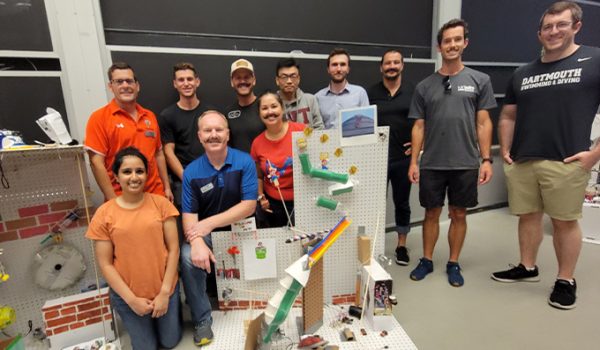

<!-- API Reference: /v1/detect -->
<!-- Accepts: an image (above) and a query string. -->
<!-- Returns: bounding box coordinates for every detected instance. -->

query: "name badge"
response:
[144,130,156,138]
[200,182,214,193]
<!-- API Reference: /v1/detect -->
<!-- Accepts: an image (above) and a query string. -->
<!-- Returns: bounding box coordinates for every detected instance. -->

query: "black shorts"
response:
[419,169,479,209]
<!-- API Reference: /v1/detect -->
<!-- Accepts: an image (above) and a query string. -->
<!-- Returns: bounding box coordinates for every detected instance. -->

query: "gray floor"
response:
[119,208,600,349]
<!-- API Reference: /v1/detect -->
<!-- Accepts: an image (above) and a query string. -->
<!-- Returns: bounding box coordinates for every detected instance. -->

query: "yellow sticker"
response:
[296,138,308,150]
[334,148,343,157]
[319,152,329,161]
[320,134,329,143]
[348,165,358,175]
[303,127,314,136]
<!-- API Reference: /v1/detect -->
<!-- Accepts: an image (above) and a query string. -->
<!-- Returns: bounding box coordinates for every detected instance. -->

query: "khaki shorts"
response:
[504,160,590,220]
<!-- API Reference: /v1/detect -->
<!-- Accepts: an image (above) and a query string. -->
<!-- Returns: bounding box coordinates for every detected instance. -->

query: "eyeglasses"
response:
[540,21,573,33]
[277,74,299,81]
[111,78,136,86]
[442,76,452,94]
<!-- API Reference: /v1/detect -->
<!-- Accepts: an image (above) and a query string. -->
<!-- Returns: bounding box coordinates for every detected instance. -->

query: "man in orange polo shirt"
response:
[85,62,172,201]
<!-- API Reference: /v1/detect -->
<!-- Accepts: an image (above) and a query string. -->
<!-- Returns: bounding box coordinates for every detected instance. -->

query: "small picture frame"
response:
[339,105,377,146]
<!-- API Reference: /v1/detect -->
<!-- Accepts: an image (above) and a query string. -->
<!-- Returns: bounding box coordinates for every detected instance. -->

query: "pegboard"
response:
[293,128,389,300]
[207,306,416,349]
[213,128,389,305]
[0,146,87,220]
[0,146,101,336]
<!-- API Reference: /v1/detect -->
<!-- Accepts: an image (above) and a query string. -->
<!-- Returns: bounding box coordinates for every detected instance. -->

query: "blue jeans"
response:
[180,236,213,326]
[109,284,182,350]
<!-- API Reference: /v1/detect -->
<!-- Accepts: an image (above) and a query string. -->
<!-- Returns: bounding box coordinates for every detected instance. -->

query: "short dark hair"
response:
[539,1,582,30]
[112,146,148,175]
[107,62,136,81]
[276,58,300,76]
[173,62,198,79]
[380,49,404,65]
[327,48,350,67]
[437,19,469,45]
[257,90,283,109]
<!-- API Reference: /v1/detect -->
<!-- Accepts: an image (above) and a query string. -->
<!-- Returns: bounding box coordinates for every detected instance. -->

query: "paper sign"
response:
[242,238,277,280]
[232,217,257,234]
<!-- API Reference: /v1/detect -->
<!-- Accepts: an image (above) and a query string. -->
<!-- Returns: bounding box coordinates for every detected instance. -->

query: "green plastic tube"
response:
[309,168,349,184]
[299,153,312,174]
[316,196,339,211]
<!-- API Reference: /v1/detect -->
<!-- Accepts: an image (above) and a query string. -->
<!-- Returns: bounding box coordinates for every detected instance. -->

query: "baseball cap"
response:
[230,59,254,76]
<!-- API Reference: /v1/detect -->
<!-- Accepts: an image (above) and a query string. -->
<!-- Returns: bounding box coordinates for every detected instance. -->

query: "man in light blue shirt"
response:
[315,48,369,129]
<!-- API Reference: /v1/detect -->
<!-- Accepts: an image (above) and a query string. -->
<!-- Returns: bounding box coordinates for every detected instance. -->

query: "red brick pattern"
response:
[332,293,357,305]
[217,297,304,311]
[43,290,111,336]
[0,203,93,242]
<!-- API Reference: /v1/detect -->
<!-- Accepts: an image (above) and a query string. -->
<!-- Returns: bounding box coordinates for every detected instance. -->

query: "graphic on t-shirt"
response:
[265,157,293,186]
[520,68,582,91]
[227,110,241,119]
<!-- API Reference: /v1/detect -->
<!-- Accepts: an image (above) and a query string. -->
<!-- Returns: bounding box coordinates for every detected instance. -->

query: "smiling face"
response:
[380,51,404,81]
[173,69,200,98]
[327,54,350,84]
[116,156,147,195]
[197,112,230,154]
[258,93,284,129]
[538,9,581,56]
[437,26,468,62]
[230,69,256,97]
[108,69,139,105]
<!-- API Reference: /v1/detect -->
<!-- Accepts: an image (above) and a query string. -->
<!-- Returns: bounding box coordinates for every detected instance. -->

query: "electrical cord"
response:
[0,158,9,189]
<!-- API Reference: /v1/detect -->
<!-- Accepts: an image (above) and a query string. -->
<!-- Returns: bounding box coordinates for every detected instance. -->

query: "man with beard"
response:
[275,57,324,129]
[225,59,265,153]
[492,1,600,310]
[408,19,495,287]
[159,63,216,216]
[315,48,369,129]
[180,110,257,346]
[367,49,415,266]
[85,62,172,201]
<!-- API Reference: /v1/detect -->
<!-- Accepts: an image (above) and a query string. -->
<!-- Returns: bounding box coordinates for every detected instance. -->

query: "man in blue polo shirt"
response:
[180,110,257,346]
[315,48,369,129]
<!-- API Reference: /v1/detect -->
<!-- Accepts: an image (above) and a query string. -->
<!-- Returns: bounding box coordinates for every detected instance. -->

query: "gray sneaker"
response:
[194,319,214,346]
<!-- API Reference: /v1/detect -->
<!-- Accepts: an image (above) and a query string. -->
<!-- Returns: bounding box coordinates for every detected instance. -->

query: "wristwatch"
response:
[257,194,265,201]
[481,158,493,164]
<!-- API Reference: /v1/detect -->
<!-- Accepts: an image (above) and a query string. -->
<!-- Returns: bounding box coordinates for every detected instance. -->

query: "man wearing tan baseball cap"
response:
[225,58,264,153]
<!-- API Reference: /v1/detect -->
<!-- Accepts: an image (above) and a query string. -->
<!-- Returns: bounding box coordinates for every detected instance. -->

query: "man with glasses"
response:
[275,58,323,129]
[492,1,600,310]
[225,58,265,153]
[315,48,369,129]
[85,62,172,201]
[407,19,495,287]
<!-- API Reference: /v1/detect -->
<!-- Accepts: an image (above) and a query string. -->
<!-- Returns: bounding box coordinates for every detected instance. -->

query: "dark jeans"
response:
[388,157,412,234]
[257,194,294,228]
[109,284,182,350]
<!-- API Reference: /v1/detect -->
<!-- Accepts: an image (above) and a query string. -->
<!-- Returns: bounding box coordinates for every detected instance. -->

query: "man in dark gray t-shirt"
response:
[407,19,496,287]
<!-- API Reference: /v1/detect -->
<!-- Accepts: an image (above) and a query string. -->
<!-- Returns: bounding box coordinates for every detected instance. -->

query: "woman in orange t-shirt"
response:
[86,147,181,350]
[251,91,305,228]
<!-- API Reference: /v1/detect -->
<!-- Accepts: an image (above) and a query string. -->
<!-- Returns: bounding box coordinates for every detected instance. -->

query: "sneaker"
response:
[491,263,540,283]
[446,262,464,287]
[410,258,433,281]
[193,319,214,346]
[395,246,410,266]
[548,279,577,310]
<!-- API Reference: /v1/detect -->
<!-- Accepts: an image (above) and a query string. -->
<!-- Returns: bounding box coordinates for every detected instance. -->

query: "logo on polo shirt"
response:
[116,123,124,128]
[228,110,241,119]
[457,85,475,93]
[145,120,151,128]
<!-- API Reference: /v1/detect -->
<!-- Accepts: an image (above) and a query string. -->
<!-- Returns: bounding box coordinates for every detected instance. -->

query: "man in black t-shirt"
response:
[367,49,414,266]
[158,62,215,209]
[492,1,600,310]
[224,59,265,153]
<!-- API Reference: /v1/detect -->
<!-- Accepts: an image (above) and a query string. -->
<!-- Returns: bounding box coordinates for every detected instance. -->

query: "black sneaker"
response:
[395,246,410,266]
[194,319,214,346]
[491,263,540,283]
[548,279,577,310]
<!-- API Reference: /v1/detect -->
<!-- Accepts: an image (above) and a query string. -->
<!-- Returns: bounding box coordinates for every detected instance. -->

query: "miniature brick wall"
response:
[218,298,303,311]
[0,200,91,243]
[42,289,111,336]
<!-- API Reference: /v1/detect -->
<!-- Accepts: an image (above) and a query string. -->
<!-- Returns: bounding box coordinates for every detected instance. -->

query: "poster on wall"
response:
[242,238,277,280]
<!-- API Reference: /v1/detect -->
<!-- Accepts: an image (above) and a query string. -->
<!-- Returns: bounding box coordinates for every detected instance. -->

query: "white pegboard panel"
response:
[0,146,87,220]
[212,129,389,305]
[202,307,416,349]
[293,128,389,300]
[0,227,102,336]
